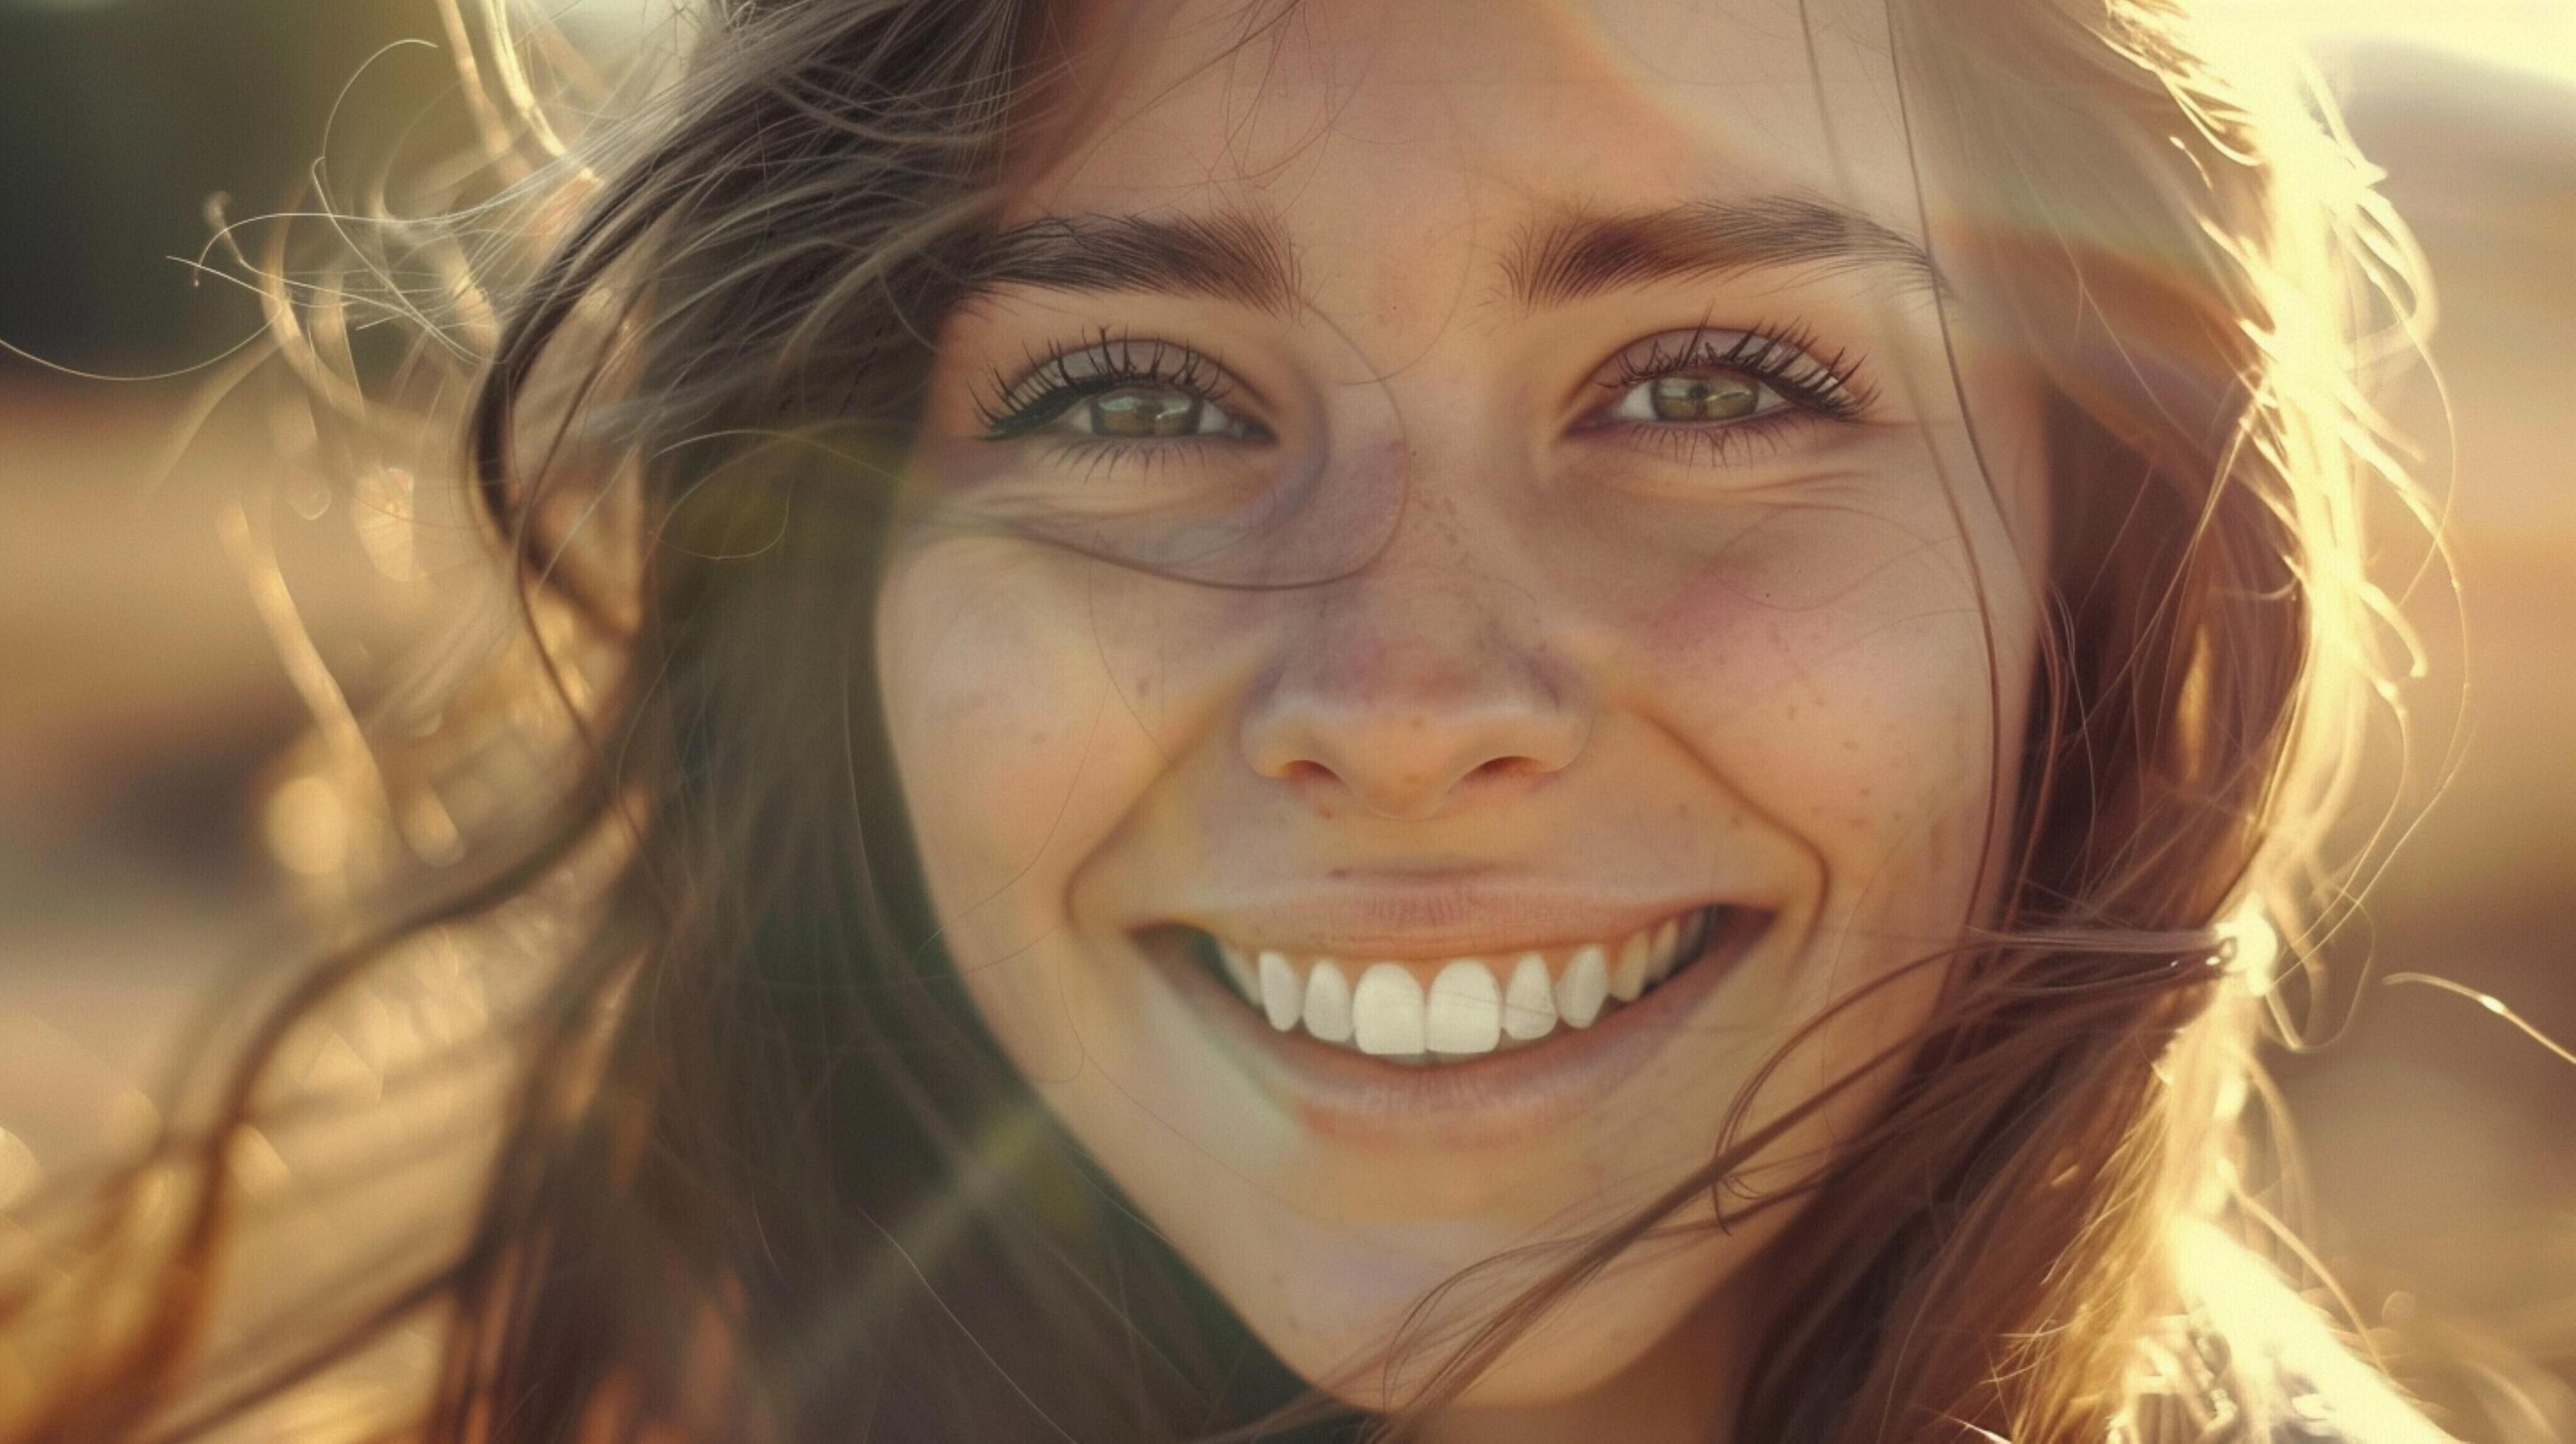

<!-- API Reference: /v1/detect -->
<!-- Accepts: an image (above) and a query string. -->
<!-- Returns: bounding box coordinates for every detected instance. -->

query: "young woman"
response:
[2,0,2463,1439]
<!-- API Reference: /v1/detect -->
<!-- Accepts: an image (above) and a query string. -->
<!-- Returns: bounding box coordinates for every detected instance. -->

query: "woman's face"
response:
[879,0,2049,1418]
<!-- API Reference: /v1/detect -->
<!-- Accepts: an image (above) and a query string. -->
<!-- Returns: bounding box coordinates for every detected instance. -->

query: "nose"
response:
[1239,520,1590,822]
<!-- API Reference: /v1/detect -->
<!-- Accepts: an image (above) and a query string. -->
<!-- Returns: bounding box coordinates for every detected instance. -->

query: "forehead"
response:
[1024,0,1919,246]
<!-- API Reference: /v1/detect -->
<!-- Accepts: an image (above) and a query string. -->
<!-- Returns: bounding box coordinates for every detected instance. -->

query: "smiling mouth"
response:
[1173,904,1756,1065]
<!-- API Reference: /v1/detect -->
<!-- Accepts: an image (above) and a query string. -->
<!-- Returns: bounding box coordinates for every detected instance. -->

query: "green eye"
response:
[977,335,1270,445]
[1612,371,1772,424]
[1646,374,1760,422]
[1087,388,1207,438]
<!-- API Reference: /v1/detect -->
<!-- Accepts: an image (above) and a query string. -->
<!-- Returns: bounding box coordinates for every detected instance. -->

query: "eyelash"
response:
[969,320,1876,464]
[1576,319,1878,466]
[1597,319,1875,421]
[972,329,1252,441]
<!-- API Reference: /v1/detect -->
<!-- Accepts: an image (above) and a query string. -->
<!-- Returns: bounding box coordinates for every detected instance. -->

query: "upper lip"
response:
[1143,879,1742,958]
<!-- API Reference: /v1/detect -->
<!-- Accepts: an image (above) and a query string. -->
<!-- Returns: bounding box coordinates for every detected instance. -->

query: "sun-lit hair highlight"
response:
[0,0,2478,1440]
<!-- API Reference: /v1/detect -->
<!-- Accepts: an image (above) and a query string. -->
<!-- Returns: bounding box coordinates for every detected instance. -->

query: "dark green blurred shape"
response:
[0,0,449,376]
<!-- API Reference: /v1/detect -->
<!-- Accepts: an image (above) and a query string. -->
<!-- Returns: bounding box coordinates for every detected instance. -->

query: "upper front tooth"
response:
[1303,959,1355,1042]
[1258,951,1301,1031]
[1503,953,1557,1040]
[1556,945,1608,1027]
[1352,964,1426,1056]
[1610,930,1649,1003]
[1425,960,1501,1055]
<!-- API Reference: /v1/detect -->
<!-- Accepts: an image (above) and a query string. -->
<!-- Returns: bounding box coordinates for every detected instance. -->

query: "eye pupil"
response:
[1649,373,1758,422]
[1090,388,1201,438]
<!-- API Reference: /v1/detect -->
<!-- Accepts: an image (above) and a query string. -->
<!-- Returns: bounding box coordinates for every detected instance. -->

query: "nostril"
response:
[1271,748,1561,823]
[1240,651,1590,819]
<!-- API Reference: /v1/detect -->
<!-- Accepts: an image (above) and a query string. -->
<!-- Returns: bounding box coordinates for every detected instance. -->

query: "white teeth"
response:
[1207,908,1726,1059]
[1556,945,1608,1028]
[1503,953,1557,1040]
[1303,960,1354,1043]
[1216,939,1259,1005]
[1610,931,1649,1003]
[1258,951,1301,1031]
[1352,964,1426,1056]
[1425,960,1502,1055]
[1646,917,1682,984]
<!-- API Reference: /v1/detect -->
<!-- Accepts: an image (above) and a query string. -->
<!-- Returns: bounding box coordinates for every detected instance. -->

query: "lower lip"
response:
[1149,907,1775,1149]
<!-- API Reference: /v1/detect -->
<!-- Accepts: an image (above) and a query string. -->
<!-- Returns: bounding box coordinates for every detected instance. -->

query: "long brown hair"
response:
[0,0,2440,1438]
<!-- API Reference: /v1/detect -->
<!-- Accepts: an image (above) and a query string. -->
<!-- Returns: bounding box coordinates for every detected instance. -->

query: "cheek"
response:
[1640,502,2019,880]
[877,544,1187,1047]
[877,547,1114,893]
[875,544,1249,1066]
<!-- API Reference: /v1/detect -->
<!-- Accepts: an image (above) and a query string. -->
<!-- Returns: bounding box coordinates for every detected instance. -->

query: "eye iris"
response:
[1648,373,1759,423]
[1089,388,1201,438]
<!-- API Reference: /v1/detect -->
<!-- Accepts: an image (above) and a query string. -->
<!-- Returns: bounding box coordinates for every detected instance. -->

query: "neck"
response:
[1417,1286,1747,1444]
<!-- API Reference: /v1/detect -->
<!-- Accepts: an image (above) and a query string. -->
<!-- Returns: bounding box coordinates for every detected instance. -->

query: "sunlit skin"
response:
[877,1,2052,1437]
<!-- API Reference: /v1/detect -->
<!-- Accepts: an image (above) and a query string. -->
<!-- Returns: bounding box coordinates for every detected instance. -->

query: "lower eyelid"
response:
[1592,412,1821,468]
[1018,406,1825,469]
[1031,435,1235,472]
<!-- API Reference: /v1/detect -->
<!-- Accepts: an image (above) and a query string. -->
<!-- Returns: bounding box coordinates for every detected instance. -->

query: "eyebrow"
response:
[966,207,1302,315]
[1507,193,1946,309]
[961,193,1942,318]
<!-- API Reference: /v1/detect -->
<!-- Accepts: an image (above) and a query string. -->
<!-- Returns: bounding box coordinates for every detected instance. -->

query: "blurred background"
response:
[0,0,2569,1434]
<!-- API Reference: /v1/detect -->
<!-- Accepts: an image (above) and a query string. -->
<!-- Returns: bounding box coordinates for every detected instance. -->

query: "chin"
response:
[1249,1222,1748,1416]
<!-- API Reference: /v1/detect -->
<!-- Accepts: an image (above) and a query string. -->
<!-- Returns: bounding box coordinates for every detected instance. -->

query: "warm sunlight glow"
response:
[2205,0,2576,86]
